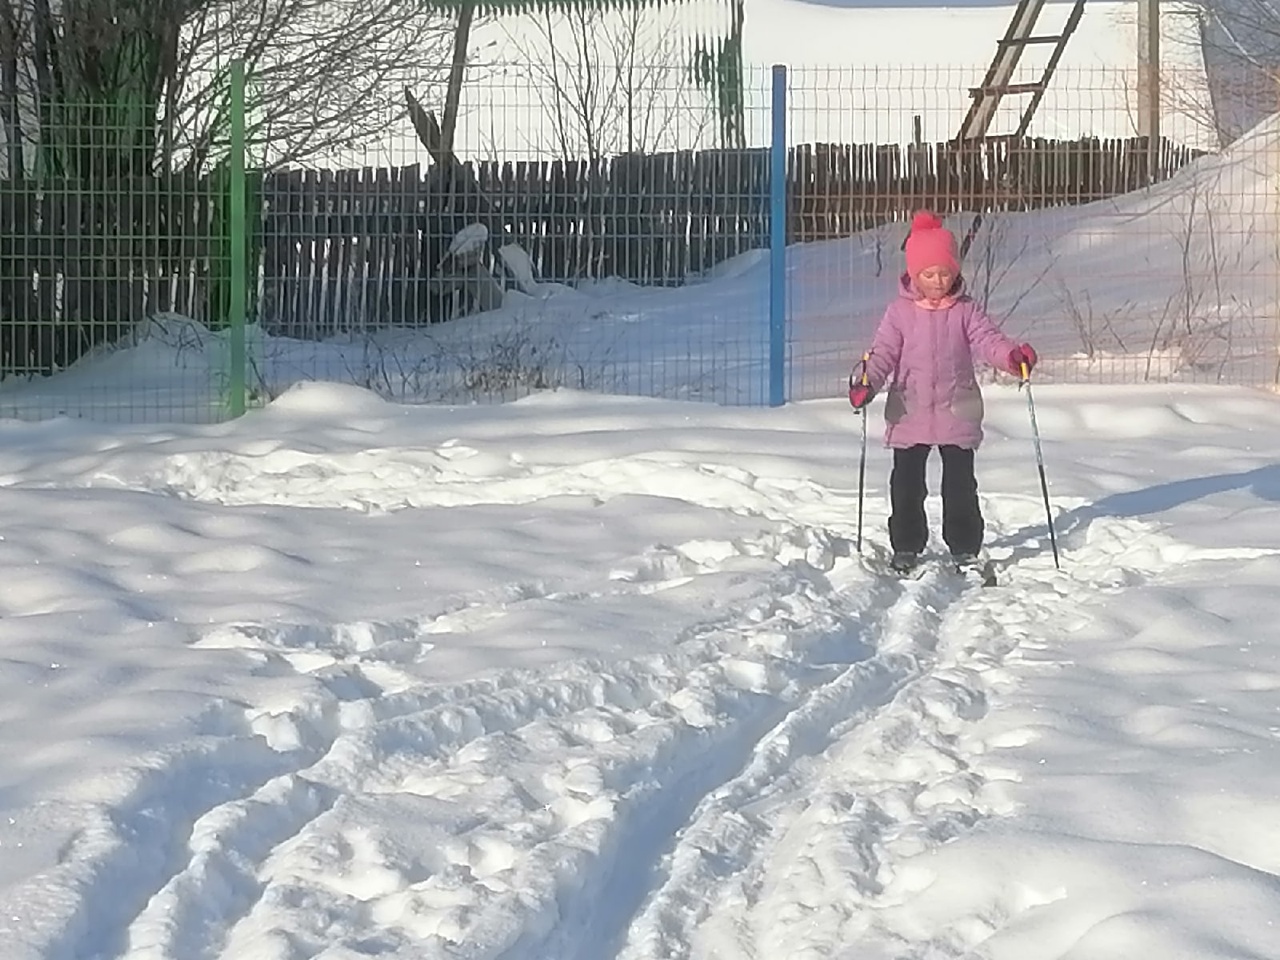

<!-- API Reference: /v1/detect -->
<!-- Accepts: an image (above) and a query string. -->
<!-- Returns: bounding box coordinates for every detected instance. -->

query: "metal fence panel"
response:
[1,62,1276,422]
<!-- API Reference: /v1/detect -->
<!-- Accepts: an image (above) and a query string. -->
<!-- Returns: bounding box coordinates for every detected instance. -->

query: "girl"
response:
[848,210,1037,575]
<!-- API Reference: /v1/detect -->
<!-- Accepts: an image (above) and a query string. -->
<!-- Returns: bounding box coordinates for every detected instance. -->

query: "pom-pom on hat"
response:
[904,210,959,277]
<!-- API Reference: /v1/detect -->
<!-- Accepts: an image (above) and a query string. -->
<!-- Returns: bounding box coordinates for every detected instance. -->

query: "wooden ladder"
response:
[957,0,1087,142]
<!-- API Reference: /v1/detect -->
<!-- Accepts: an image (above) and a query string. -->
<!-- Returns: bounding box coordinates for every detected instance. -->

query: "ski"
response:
[890,561,928,581]
[859,556,920,581]
[861,553,1000,587]
[953,557,999,588]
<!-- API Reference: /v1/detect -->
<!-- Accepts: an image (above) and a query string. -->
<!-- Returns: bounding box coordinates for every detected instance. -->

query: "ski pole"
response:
[854,352,870,555]
[1021,361,1060,569]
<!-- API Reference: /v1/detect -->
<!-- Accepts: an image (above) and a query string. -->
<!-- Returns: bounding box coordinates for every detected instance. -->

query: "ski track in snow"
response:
[22,447,1245,960]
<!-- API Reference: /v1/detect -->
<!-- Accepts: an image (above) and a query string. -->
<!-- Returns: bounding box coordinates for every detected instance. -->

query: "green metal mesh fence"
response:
[0,66,249,423]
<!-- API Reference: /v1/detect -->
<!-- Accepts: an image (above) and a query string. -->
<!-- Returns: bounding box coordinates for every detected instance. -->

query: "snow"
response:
[4,377,1280,960]
[444,223,490,263]
[4,39,1280,960]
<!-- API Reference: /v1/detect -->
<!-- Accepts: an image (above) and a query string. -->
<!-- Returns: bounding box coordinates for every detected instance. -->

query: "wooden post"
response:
[1137,0,1160,181]
[911,116,924,209]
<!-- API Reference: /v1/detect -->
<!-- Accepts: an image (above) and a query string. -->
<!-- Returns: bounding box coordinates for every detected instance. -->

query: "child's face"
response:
[915,265,955,301]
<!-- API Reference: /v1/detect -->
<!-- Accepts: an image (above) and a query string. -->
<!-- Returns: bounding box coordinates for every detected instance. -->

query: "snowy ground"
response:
[3,379,1280,959]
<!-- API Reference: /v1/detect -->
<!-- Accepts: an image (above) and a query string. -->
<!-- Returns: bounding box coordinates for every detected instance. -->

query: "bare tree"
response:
[1193,0,1280,139]
[0,0,455,177]
[496,4,717,161]
[1109,0,1280,148]
[432,0,744,166]
[0,0,23,179]
[170,0,456,172]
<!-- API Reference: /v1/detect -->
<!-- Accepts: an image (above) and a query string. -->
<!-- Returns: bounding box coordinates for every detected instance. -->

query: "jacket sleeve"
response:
[858,306,903,392]
[965,303,1019,373]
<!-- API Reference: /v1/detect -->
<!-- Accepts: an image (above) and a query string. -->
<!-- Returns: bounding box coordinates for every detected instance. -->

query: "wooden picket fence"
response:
[0,134,1201,374]
[789,135,1201,240]
[0,175,225,376]
[259,135,1200,335]
[257,150,773,338]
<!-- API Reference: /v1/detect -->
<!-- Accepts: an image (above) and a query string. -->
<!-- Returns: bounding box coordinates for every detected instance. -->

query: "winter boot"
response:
[890,551,920,575]
[952,551,997,586]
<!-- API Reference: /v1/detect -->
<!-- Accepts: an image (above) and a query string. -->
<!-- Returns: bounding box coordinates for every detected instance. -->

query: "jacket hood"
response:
[898,271,966,301]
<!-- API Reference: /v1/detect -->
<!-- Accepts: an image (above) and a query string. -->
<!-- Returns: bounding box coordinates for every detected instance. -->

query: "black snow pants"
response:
[888,444,983,557]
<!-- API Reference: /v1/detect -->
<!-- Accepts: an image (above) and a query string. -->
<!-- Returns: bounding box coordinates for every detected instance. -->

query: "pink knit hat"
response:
[904,210,959,277]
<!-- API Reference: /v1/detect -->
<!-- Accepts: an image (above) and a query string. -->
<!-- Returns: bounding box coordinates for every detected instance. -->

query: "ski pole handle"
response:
[1020,360,1030,382]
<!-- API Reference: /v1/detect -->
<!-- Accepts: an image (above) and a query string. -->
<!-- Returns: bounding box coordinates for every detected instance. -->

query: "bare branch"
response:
[2,0,456,175]
[170,0,456,172]
[497,4,716,161]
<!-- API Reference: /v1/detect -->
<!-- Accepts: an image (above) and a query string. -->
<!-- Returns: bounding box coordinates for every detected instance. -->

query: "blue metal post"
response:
[768,64,787,407]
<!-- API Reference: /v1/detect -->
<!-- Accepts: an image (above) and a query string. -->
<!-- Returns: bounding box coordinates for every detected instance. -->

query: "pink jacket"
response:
[859,274,1019,450]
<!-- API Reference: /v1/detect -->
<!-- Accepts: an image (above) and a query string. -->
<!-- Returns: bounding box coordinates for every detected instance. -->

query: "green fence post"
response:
[227,59,247,417]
